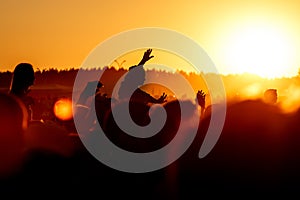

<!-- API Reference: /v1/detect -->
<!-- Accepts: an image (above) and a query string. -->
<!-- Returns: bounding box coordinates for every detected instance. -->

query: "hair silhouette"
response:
[9,63,35,120]
[9,63,35,97]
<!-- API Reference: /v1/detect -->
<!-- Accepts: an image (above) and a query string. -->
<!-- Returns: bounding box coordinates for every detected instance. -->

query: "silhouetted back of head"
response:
[119,66,146,100]
[263,89,277,104]
[10,63,35,97]
[0,93,28,178]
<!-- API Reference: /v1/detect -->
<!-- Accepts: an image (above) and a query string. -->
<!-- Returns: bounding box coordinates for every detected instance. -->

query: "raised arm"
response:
[77,81,103,105]
[138,49,154,66]
[155,92,167,104]
[197,90,206,117]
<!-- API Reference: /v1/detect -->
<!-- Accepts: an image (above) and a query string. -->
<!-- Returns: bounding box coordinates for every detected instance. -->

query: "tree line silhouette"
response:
[1,66,300,100]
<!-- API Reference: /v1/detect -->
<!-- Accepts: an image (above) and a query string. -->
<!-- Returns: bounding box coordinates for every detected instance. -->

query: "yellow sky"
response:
[1,0,300,77]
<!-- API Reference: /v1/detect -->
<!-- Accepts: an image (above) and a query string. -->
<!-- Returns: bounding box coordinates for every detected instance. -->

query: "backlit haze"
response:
[1,0,300,78]
[2,0,300,113]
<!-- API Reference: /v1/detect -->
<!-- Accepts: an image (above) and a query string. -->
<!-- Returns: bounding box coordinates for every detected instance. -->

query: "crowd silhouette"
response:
[0,49,300,198]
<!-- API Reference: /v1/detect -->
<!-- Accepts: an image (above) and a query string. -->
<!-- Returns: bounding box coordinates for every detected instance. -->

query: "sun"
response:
[223,24,296,78]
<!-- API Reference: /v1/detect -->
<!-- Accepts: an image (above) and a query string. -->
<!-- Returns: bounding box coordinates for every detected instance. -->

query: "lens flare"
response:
[54,98,73,121]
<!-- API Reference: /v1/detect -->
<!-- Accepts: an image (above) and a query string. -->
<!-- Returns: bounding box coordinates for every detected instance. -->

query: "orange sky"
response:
[1,0,300,78]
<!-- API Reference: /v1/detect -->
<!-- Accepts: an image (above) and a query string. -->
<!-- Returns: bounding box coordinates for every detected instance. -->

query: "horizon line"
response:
[0,65,299,79]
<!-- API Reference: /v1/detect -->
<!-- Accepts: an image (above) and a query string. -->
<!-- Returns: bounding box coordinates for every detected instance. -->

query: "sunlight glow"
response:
[54,98,73,121]
[243,83,262,98]
[224,25,296,78]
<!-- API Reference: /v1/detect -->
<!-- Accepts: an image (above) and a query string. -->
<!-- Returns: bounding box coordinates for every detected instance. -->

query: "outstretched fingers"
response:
[158,92,167,103]
[197,90,206,108]
[143,49,154,61]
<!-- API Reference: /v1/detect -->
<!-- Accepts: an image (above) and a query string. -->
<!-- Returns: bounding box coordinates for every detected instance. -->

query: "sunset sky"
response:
[1,0,300,78]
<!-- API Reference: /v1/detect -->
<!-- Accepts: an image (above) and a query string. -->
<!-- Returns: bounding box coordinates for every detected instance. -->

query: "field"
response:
[1,67,300,196]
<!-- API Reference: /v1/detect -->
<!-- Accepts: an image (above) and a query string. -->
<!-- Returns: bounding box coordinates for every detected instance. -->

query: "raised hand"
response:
[156,92,167,103]
[138,49,154,65]
[197,90,206,109]
[77,81,103,105]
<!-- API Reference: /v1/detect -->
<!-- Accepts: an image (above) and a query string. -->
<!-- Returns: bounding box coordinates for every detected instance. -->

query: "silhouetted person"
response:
[76,81,104,107]
[75,81,105,131]
[9,63,35,121]
[0,93,28,179]
[263,88,277,105]
[8,64,74,160]
[118,49,167,104]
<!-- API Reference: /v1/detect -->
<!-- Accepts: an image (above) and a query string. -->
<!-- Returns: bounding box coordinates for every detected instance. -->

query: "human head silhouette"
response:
[118,65,146,100]
[10,63,35,97]
[263,89,278,104]
[128,65,146,86]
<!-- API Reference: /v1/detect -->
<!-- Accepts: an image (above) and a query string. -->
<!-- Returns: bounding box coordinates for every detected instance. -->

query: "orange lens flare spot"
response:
[53,98,73,121]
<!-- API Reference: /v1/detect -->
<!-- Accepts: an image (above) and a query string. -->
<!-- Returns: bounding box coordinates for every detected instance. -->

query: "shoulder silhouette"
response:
[0,93,28,178]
